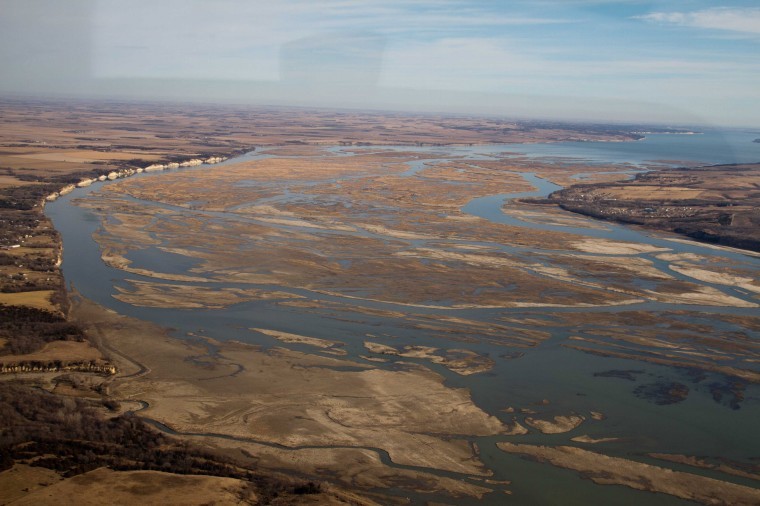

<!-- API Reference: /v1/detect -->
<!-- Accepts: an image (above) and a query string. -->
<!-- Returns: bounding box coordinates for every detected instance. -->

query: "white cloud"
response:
[92,0,573,80]
[379,34,760,94]
[380,38,530,91]
[636,7,760,35]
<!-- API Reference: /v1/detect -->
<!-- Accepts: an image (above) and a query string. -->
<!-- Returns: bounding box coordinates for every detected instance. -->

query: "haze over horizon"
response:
[1,0,759,128]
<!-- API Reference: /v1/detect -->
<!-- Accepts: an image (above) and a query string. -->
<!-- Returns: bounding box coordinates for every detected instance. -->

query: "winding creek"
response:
[45,130,760,505]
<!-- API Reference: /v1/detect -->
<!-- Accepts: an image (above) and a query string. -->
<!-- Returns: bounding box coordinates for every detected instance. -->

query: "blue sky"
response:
[2,0,759,127]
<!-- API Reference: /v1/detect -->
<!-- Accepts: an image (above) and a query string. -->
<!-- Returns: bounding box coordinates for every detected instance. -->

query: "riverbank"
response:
[545,163,760,253]
[70,296,504,500]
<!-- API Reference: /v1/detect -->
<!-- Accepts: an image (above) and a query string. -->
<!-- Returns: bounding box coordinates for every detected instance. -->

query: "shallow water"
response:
[46,133,760,504]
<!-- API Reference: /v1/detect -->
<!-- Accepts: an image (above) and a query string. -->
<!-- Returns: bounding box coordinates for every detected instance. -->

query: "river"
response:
[45,131,760,505]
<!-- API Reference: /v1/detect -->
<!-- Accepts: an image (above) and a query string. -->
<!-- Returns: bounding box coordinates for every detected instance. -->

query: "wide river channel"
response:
[46,129,760,505]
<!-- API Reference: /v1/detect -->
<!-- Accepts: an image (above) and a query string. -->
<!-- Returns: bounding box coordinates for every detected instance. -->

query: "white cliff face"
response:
[144,156,226,171]
[58,184,76,196]
[44,153,233,204]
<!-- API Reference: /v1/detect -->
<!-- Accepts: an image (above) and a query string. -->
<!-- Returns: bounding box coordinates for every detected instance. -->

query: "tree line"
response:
[0,384,321,503]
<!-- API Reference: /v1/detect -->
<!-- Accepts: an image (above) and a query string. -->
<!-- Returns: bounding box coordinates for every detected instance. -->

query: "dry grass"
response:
[0,290,57,312]
[0,465,63,504]
[599,186,705,200]
[0,340,104,363]
[4,467,249,506]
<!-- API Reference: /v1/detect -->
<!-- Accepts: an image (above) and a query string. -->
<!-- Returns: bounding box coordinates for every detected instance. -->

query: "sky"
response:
[1,0,759,127]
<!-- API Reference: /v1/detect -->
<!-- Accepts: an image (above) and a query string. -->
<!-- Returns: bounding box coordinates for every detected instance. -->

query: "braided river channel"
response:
[47,129,760,504]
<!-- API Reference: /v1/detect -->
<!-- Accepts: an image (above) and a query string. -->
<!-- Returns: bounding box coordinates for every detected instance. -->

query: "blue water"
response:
[493,130,760,166]
[362,129,760,167]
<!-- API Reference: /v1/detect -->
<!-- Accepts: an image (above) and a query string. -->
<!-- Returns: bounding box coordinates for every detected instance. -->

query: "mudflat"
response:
[72,298,502,499]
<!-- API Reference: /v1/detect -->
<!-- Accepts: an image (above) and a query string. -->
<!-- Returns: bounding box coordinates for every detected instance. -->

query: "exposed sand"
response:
[497,443,760,505]
[570,435,619,444]
[252,328,347,355]
[644,285,758,308]
[83,151,660,310]
[524,415,585,434]
[114,279,301,309]
[560,253,674,280]
[501,206,610,230]
[570,238,669,255]
[253,216,356,232]
[358,223,441,241]
[648,453,760,482]
[364,341,494,375]
[503,419,529,436]
[667,264,760,295]
[395,247,522,268]
[74,299,506,496]
[204,437,494,499]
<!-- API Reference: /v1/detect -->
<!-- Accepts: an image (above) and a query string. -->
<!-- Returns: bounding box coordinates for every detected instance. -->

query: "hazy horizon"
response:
[2,0,759,128]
